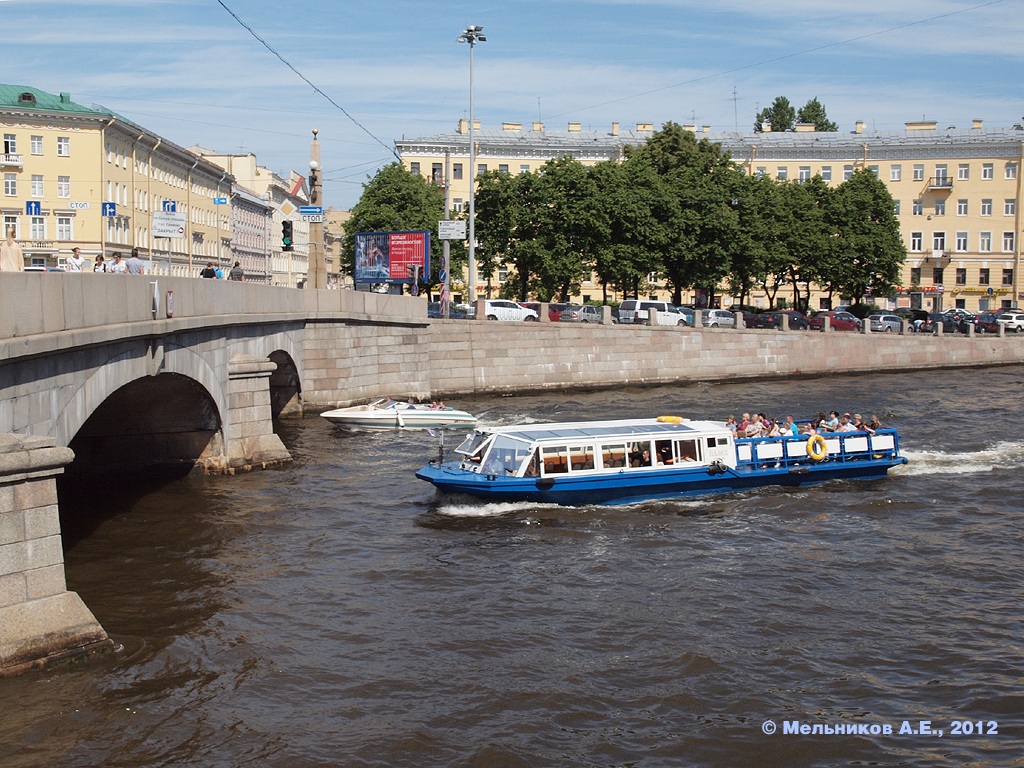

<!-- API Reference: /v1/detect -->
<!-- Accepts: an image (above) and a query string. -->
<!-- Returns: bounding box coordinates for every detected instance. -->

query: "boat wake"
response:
[897,441,1024,476]
[436,500,563,518]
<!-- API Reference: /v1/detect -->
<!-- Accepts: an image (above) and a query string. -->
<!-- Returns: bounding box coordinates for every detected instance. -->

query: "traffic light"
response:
[281,220,293,252]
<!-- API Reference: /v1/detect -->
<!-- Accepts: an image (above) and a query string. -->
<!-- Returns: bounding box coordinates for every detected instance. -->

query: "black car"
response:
[751,310,811,330]
[427,301,468,319]
[969,312,1001,334]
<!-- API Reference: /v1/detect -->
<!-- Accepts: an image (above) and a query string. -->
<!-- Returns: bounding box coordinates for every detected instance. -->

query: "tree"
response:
[342,163,461,297]
[755,96,796,132]
[829,169,906,304]
[796,97,838,132]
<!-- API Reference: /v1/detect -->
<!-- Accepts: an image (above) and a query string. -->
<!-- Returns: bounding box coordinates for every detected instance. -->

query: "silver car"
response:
[702,309,735,328]
[868,313,903,333]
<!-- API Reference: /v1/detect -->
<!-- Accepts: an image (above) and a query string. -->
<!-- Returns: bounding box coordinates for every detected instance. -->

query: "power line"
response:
[214,0,399,161]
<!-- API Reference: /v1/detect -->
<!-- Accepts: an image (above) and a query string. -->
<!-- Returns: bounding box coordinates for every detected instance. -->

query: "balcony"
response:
[926,176,953,191]
[922,249,950,266]
[0,153,23,168]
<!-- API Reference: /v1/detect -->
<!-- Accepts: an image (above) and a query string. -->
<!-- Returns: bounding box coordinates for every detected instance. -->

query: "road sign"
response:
[302,214,325,223]
[153,211,187,238]
[299,205,323,215]
[102,202,117,217]
[25,201,41,216]
[213,197,228,205]
[438,219,466,240]
[162,200,177,213]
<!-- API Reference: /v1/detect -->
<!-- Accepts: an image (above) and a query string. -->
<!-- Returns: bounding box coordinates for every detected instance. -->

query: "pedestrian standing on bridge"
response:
[228,261,245,281]
[200,262,217,279]
[66,247,84,272]
[126,247,145,275]
[109,252,127,274]
[0,228,23,271]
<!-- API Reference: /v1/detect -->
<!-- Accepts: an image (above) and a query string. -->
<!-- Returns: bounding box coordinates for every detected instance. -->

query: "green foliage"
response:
[755,96,796,132]
[796,97,838,132]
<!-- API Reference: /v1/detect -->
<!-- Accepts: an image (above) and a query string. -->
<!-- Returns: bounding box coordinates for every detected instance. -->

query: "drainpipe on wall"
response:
[130,131,145,254]
[185,157,199,272]
[98,117,115,259]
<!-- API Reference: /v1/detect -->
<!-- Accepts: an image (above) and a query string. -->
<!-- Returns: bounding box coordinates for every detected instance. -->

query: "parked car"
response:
[751,310,811,330]
[520,302,569,322]
[618,299,690,326]
[926,312,961,333]
[427,302,469,319]
[996,312,1024,333]
[24,265,65,272]
[702,309,736,328]
[575,305,604,323]
[808,310,861,332]
[671,305,696,327]
[734,310,759,328]
[970,312,1002,334]
[483,300,539,322]
[867,313,903,333]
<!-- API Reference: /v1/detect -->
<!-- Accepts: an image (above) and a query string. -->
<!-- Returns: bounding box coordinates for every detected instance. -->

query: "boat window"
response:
[481,435,533,475]
[600,444,628,469]
[541,446,569,475]
[675,438,701,463]
[568,445,595,472]
[627,441,653,468]
[455,431,490,457]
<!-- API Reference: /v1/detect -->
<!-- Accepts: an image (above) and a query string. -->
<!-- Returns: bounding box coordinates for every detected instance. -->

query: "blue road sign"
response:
[299,205,323,215]
[162,201,177,213]
[25,200,41,216]
[102,202,117,217]
[213,197,228,205]
[439,269,447,283]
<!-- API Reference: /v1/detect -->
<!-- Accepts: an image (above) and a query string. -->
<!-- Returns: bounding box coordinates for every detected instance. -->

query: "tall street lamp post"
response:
[457,24,486,302]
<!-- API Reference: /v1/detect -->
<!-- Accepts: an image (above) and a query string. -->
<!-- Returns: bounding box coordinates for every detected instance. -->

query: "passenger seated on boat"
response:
[835,414,857,433]
[629,449,652,467]
[821,410,840,432]
[524,455,540,476]
[657,445,673,465]
[745,414,764,438]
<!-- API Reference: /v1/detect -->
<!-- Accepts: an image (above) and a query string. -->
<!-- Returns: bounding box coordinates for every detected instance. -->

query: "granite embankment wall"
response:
[388,320,1024,401]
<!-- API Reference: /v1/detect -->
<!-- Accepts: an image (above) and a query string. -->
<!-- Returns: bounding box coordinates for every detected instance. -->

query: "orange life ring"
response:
[807,434,828,462]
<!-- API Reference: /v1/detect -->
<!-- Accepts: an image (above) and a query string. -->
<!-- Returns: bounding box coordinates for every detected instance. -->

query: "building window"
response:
[932,268,944,284]
[912,199,923,216]
[979,232,992,252]
[1003,232,1016,252]
[820,166,831,181]
[1003,269,1014,285]
[431,163,442,184]
[452,163,463,180]
[409,162,420,175]
[935,164,947,182]
[955,268,967,285]
[755,166,767,178]
[519,164,530,174]
[498,164,509,173]
[956,232,968,252]
[957,199,968,216]
[3,215,16,237]
[893,200,901,215]
[910,232,923,251]
[478,163,487,175]
[30,135,43,155]
[3,133,15,154]
[843,165,854,180]
[798,166,811,182]
[890,165,902,181]
[934,199,945,216]
[958,163,970,180]
[981,199,992,216]
[57,216,72,240]
[31,174,43,197]
[30,216,45,239]
[56,136,70,157]
[4,173,16,196]
[1006,163,1018,180]
[982,163,993,180]
[913,164,925,181]
[910,267,921,284]
[58,176,70,198]
[452,198,463,213]
[776,167,788,181]
[1005,199,1016,216]
[932,232,946,253]
[979,268,990,285]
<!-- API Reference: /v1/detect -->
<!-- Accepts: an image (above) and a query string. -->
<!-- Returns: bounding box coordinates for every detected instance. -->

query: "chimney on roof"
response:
[568,122,581,132]
[59,92,71,104]
[684,124,695,132]
[795,123,815,132]
[763,120,772,132]
[533,121,543,132]
[636,122,653,132]
[855,120,864,134]
[611,122,619,136]
[972,118,984,130]
[905,120,937,131]
[702,125,710,133]
[502,122,522,132]
[457,118,469,134]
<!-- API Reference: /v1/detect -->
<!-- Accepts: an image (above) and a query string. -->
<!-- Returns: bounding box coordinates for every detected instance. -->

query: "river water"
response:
[3,366,1023,767]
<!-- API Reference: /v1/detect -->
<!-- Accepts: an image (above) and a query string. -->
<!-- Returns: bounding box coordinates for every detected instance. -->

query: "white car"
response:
[484,300,539,322]
[996,313,1024,333]
[702,309,736,328]
[618,299,690,326]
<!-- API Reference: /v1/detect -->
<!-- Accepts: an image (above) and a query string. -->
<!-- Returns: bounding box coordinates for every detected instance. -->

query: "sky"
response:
[2,0,1021,209]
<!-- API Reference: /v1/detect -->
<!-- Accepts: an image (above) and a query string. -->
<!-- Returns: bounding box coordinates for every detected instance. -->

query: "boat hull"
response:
[321,401,476,429]
[416,456,907,507]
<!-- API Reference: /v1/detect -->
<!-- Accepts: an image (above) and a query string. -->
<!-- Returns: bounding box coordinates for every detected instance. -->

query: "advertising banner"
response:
[354,231,430,285]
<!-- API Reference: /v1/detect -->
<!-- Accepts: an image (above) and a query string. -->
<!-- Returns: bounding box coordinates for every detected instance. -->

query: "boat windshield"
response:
[479,435,534,476]
[455,431,491,458]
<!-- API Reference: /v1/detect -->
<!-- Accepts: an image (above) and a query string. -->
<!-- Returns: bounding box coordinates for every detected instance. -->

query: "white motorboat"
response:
[321,398,477,429]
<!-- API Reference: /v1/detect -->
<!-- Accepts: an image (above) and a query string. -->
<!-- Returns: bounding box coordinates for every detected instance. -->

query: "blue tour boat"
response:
[415,416,907,506]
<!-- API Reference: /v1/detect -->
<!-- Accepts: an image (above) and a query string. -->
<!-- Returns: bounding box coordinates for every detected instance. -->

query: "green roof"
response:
[0,84,106,115]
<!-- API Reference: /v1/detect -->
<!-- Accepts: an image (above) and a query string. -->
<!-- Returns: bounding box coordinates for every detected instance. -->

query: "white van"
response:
[618,299,689,326]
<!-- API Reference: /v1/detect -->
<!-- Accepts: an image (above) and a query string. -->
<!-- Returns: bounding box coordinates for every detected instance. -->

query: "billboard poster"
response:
[354,231,430,285]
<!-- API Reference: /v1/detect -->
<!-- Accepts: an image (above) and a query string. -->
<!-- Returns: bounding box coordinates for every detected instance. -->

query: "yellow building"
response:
[397,118,1024,312]
[1,84,230,274]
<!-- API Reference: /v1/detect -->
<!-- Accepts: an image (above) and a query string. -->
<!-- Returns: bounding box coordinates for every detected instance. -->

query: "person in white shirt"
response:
[66,247,84,272]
